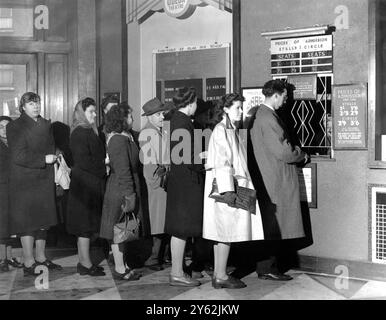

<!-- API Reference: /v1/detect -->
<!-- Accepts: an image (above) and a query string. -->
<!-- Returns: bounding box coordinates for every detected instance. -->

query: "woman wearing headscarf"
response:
[0,116,23,272]
[67,98,106,276]
[7,92,62,276]
[203,93,264,289]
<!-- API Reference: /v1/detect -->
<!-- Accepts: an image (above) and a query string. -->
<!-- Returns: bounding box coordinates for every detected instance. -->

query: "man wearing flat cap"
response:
[139,97,170,269]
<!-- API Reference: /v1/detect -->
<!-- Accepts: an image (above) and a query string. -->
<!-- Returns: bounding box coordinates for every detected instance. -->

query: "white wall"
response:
[136,5,232,129]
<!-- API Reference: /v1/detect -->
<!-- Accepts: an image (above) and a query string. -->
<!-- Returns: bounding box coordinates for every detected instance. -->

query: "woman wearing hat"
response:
[139,98,170,269]
[164,87,205,287]
[0,116,23,272]
[7,92,62,276]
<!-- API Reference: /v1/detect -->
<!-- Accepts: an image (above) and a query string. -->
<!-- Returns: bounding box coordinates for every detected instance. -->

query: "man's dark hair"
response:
[262,79,287,98]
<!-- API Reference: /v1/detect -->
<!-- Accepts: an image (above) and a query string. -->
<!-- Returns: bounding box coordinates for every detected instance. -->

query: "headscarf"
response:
[70,99,98,135]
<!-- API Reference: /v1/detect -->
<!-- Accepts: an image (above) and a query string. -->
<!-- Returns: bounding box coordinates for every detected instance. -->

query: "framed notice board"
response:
[332,83,367,150]
[153,44,230,103]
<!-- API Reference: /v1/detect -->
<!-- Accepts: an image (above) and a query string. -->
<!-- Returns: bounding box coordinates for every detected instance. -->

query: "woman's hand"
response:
[121,194,136,213]
[45,154,58,164]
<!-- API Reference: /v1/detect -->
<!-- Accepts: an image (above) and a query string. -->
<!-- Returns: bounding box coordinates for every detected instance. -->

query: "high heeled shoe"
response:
[23,262,39,277]
[169,274,201,287]
[5,258,23,269]
[36,259,63,271]
[113,268,141,281]
[77,263,105,277]
[212,275,247,289]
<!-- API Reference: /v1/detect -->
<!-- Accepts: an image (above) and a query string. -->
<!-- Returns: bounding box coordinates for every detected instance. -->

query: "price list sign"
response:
[206,77,226,102]
[332,83,367,149]
[164,79,203,103]
[270,35,333,76]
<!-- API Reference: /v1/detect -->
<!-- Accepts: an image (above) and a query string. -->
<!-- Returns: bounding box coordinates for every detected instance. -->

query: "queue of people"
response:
[0,78,310,290]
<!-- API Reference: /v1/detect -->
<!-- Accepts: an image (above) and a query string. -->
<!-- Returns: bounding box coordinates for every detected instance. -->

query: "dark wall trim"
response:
[232,0,241,93]
[122,0,128,102]
[298,254,386,282]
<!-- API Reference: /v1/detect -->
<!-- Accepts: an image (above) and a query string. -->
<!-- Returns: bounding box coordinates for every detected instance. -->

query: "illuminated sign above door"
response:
[163,0,196,19]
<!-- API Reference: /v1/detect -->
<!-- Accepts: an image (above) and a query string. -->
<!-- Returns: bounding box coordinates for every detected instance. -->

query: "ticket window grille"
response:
[371,187,386,264]
[273,74,333,158]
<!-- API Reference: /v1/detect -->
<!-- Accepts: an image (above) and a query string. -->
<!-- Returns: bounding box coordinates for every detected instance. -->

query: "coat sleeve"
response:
[257,116,306,164]
[139,130,161,190]
[70,128,104,175]
[108,135,135,197]
[6,124,46,169]
[210,125,235,194]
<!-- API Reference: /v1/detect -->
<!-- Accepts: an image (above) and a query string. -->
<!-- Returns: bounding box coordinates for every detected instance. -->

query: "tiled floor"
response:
[1,248,386,300]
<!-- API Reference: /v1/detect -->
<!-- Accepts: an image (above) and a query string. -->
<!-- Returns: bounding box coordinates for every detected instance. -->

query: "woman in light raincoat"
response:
[203,93,264,289]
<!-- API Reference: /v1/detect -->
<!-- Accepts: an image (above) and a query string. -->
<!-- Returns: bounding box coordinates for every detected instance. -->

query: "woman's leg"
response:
[77,237,92,268]
[111,243,126,274]
[20,236,35,267]
[214,242,230,280]
[6,245,12,260]
[0,243,6,260]
[35,230,48,263]
[170,236,186,277]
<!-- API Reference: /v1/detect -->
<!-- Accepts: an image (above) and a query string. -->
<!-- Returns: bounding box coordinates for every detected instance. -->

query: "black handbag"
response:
[209,177,257,214]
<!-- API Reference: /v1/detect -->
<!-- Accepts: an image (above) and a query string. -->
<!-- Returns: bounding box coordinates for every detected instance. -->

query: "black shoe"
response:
[36,259,63,271]
[0,259,10,272]
[212,276,247,289]
[112,268,141,281]
[77,263,105,277]
[5,258,23,269]
[257,273,293,281]
[23,263,39,277]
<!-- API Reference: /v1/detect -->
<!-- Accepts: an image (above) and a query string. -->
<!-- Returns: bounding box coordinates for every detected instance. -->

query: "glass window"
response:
[0,7,33,38]
[0,64,26,117]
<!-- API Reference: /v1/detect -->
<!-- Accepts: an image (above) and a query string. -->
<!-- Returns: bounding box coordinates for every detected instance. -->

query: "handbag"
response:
[209,178,257,214]
[113,211,140,244]
[54,154,71,190]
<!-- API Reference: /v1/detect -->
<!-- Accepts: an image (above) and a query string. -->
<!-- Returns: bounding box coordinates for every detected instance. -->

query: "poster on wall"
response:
[332,83,367,150]
[241,87,264,122]
[287,74,317,100]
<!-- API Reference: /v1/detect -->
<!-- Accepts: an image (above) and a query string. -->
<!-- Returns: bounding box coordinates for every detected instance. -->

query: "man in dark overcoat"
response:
[248,79,309,280]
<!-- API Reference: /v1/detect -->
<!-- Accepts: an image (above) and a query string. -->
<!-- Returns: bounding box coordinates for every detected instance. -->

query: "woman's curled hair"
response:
[19,92,41,114]
[105,103,132,133]
[172,87,197,110]
[217,93,245,112]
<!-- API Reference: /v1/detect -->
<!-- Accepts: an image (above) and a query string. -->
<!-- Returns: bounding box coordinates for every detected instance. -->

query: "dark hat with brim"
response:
[142,97,169,116]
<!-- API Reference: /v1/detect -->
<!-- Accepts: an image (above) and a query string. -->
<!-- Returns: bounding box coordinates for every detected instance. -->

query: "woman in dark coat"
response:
[165,87,205,287]
[7,92,62,276]
[100,103,142,281]
[67,98,106,277]
[0,116,23,272]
